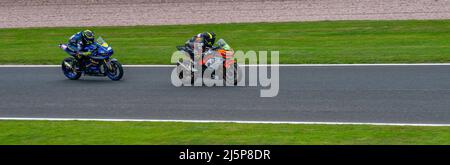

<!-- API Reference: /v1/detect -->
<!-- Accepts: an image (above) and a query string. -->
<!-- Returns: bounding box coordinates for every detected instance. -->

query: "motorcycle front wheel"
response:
[106,61,124,81]
[61,57,81,80]
[223,62,241,86]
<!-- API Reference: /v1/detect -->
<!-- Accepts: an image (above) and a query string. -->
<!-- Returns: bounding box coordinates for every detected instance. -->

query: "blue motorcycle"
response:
[59,37,124,81]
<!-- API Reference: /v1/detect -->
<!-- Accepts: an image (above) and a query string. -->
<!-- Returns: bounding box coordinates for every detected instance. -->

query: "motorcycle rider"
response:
[66,30,97,58]
[184,32,216,59]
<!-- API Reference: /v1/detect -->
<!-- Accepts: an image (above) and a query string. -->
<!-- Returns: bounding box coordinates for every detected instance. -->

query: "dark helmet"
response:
[202,32,216,47]
[82,30,95,44]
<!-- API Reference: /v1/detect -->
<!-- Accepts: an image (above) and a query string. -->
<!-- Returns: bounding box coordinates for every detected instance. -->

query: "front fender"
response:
[105,58,119,70]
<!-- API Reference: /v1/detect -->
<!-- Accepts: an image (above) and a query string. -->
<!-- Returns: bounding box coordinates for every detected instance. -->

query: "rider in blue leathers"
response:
[66,30,97,58]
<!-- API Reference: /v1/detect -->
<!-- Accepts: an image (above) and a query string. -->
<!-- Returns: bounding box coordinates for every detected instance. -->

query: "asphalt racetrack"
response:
[1,65,449,124]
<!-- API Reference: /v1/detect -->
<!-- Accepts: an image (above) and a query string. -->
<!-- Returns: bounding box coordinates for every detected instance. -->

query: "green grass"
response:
[0,20,449,64]
[0,120,449,145]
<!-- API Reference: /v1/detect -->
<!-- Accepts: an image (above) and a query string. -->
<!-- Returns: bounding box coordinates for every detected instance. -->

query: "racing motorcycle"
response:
[176,39,241,85]
[58,37,123,81]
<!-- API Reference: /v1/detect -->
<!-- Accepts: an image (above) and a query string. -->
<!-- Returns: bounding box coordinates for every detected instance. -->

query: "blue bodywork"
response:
[62,37,116,76]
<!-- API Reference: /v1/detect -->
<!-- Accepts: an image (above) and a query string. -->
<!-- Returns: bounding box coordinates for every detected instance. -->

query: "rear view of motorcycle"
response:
[59,37,124,81]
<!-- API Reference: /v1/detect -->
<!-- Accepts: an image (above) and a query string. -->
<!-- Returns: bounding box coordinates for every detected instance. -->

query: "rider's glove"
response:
[78,51,92,57]
[75,52,82,59]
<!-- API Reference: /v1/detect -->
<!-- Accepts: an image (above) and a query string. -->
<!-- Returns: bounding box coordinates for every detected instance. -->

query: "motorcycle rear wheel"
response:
[177,62,194,85]
[61,57,81,80]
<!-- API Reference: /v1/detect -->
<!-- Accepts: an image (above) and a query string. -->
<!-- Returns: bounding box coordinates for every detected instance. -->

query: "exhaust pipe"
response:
[59,44,68,50]
[177,61,198,72]
[63,61,73,69]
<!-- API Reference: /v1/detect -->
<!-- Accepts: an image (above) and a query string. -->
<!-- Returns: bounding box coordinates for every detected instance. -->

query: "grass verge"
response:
[0,120,449,145]
[0,20,449,64]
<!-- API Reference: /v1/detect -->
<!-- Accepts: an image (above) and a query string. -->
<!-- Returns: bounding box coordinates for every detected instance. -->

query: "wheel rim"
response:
[225,63,240,85]
[62,59,78,78]
[107,62,121,79]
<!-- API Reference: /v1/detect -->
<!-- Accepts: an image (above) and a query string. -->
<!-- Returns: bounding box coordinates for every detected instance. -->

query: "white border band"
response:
[0,117,449,127]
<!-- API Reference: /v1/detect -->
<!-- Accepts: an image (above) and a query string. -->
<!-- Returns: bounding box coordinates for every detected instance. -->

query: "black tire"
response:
[177,61,194,85]
[61,57,81,80]
[107,61,124,81]
[223,62,241,86]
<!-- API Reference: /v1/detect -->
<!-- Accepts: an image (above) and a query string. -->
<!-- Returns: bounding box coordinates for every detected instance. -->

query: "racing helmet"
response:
[82,30,95,45]
[202,32,216,47]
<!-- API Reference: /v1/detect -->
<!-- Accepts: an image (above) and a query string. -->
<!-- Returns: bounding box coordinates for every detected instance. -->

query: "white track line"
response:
[0,65,59,67]
[1,63,450,67]
[0,117,449,126]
